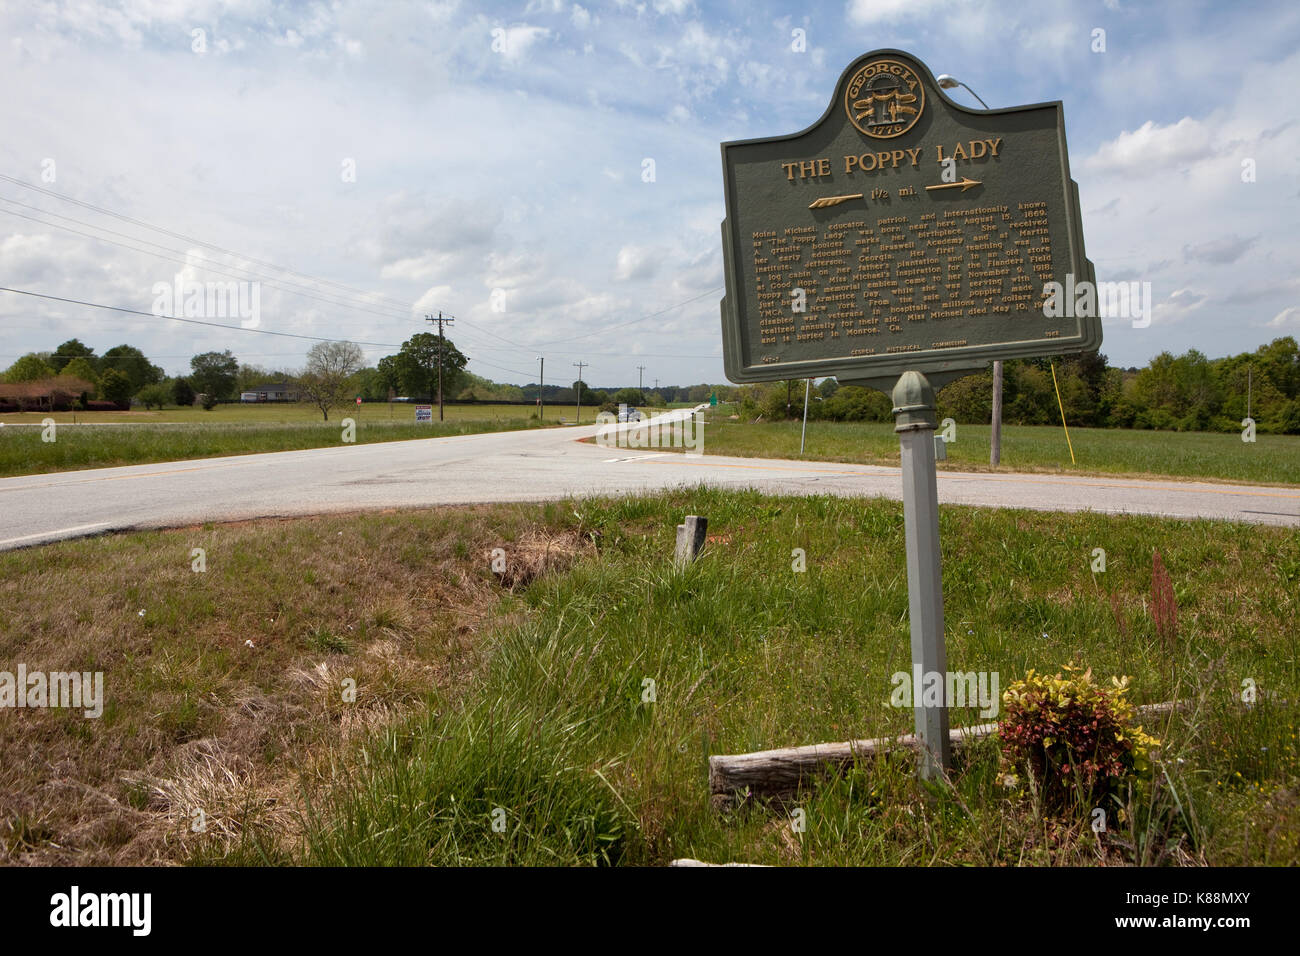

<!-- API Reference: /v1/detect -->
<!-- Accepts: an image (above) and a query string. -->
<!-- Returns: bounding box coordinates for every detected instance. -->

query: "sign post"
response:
[718,49,1099,780]
[892,370,951,777]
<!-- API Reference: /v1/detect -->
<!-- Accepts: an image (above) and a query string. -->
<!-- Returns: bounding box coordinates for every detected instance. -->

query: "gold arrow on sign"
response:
[808,193,863,209]
[925,177,982,192]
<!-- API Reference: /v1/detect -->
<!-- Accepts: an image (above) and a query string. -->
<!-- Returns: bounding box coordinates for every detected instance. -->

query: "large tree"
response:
[99,368,133,407]
[101,344,163,393]
[62,356,100,389]
[375,355,401,396]
[189,350,239,400]
[4,354,55,383]
[172,377,197,406]
[392,332,467,402]
[50,338,96,373]
[299,340,365,420]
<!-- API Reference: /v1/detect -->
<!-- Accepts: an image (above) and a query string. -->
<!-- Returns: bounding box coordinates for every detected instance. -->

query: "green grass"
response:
[248,490,1298,866]
[0,402,553,425]
[0,414,557,478]
[6,489,1296,865]
[686,417,1300,486]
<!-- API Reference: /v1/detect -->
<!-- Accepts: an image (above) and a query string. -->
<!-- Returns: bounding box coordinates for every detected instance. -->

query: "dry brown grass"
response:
[0,503,591,865]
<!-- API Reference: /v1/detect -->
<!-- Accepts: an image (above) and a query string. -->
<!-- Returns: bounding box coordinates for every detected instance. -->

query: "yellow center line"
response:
[0,459,253,491]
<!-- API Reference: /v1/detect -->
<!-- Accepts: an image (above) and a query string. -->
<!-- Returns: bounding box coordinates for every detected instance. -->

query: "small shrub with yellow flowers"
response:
[998,663,1159,815]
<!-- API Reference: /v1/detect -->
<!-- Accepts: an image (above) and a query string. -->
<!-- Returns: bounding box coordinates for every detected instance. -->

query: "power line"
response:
[0,172,444,316]
[0,202,419,322]
[529,286,722,345]
[0,285,537,378]
[0,286,403,348]
[0,172,727,368]
[1,201,724,362]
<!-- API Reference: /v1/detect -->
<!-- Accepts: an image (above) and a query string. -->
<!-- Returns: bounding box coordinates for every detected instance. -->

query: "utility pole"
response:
[800,378,811,455]
[937,73,1002,470]
[425,312,454,421]
[573,361,587,424]
[636,364,646,395]
[990,361,1003,465]
[537,356,544,420]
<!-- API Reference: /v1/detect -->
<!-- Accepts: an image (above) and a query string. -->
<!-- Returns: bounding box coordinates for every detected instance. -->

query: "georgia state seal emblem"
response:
[845,58,925,138]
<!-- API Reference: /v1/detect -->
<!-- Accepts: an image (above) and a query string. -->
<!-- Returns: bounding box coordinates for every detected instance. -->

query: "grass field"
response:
[685,416,1300,486]
[0,403,566,478]
[3,489,1296,866]
[0,401,566,425]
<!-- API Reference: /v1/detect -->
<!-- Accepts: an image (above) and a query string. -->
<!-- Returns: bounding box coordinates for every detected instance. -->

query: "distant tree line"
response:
[734,337,1300,435]
[6,334,1295,434]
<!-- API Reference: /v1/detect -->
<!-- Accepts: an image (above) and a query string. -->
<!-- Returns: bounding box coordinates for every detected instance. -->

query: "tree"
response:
[137,382,171,410]
[62,356,100,389]
[612,387,644,407]
[5,354,55,383]
[299,341,365,420]
[50,338,96,373]
[938,369,993,423]
[391,333,468,401]
[375,355,402,396]
[101,344,163,393]
[173,377,197,406]
[99,368,133,407]
[190,350,239,400]
[237,363,270,394]
[351,366,387,401]
[823,385,891,422]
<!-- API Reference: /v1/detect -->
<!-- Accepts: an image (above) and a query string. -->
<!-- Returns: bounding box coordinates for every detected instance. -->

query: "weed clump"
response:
[999,663,1158,816]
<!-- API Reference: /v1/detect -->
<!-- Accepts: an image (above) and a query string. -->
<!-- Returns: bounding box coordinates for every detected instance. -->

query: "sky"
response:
[1,0,1297,387]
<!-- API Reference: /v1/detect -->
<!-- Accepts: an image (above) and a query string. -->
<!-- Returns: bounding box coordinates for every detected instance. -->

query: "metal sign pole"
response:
[892,370,951,780]
[800,378,811,455]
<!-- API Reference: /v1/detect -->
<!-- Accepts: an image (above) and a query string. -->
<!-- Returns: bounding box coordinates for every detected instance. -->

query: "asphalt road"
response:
[1,417,1297,551]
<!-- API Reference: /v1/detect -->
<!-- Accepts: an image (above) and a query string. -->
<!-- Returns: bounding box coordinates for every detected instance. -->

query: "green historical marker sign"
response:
[718,51,1101,783]
[720,48,1099,391]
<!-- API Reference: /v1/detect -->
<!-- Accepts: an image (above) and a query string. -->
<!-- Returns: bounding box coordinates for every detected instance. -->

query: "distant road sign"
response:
[720,48,1098,391]
[415,405,433,422]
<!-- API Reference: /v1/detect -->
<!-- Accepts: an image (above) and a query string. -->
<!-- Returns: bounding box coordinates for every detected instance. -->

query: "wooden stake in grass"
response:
[675,515,707,568]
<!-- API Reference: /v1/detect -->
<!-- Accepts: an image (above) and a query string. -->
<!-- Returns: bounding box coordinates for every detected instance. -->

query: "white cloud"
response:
[846,0,946,25]
[1268,307,1300,327]
[1085,118,1220,175]
[493,24,551,62]
[614,245,660,281]
[1183,235,1258,266]
[2,0,1297,384]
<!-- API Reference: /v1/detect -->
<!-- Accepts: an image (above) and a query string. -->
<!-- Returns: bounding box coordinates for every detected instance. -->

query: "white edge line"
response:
[0,522,110,547]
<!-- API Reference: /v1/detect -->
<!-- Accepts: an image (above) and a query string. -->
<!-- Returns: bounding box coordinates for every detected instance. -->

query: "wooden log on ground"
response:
[669,858,768,867]
[708,700,1194,809]
[708,722,998,809]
